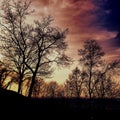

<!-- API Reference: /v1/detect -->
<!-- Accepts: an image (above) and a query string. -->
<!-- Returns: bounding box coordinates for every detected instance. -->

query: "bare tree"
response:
[95,60,120,98]
[0,61,9,88]
[0,0,33,94]
[78,40,104,98]
[32,78,46,98]
[56,85,65,97]
[65,67,86,98]
[46,81,59,98]
[24,16,70,98]
[0,60,19,90]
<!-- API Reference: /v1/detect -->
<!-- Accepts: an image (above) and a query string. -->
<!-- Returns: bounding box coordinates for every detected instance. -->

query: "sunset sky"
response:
[1,0,120,84]
[28,0,120,84]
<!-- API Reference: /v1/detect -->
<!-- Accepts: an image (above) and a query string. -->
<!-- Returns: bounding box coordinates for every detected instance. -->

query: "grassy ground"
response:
[0,88,120,119]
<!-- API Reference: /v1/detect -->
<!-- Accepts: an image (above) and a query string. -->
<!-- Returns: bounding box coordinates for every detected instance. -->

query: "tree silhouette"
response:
[0,0,32,94]
[46,81,59,98]
[65,67,85,97]
[95,60,120,98]
[0,61,9,88]
[78,40,104,98]
[25,16,70,98]
[32,78,46,97]
[0,61,17,89]
[55,85,65,97]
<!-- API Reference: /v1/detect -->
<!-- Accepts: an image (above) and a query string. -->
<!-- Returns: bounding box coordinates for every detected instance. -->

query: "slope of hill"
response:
[0,88,120,119]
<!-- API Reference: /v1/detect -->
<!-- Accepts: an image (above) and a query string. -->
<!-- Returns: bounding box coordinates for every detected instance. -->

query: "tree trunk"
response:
[28,73,36,98]
[18,80,22,94]
[89,65,92,99]
[18,74,23,94]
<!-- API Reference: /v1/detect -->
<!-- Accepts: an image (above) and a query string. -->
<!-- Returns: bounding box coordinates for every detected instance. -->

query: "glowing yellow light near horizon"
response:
[48,68,71,84]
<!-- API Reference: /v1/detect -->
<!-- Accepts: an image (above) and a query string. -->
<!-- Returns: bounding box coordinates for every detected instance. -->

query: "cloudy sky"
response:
[27,0,120,84]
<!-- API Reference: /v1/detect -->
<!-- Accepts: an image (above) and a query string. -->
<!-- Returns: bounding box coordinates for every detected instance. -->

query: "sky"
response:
[1,0,120,84]
[28,0,120,84]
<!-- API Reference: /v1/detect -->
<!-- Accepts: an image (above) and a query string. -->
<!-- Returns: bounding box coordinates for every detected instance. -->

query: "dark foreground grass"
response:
[0,88,120,119]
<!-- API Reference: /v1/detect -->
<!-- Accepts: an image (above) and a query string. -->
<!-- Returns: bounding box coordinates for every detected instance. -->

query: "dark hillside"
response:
[0,88,120,119]
[0,88,28,111]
